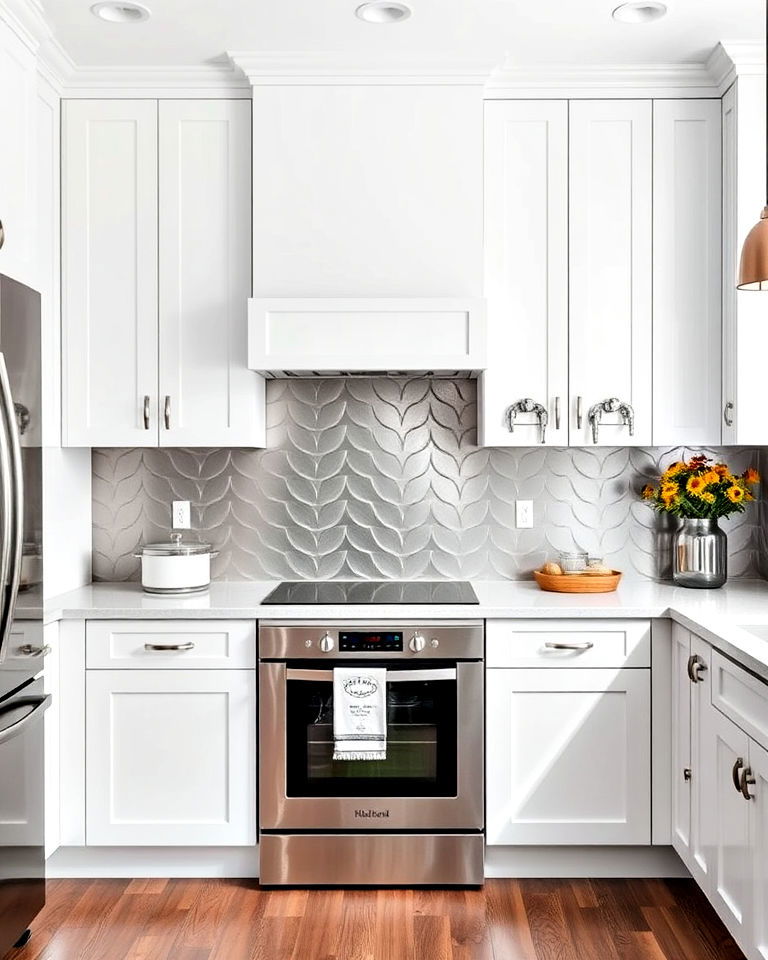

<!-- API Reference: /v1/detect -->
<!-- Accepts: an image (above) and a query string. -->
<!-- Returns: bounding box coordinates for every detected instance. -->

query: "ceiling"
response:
[42,0,762,69]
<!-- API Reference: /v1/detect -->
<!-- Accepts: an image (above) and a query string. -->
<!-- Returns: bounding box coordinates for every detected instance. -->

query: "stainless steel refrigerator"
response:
[0,275,49,954]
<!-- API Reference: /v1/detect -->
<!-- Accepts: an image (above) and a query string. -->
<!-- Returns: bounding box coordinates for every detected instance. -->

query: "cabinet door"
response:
[486,667,650,845]
[158,100,264,447]
[690,633,712,888]
[569,101,652,446]
[62,100,159,447]
[671,624,692,864]
[702,700,751,943]
[86,669,256,845]
[653,100,722,445]
[751,737,768,960]
[480,101,568,446]
[0,20,36,287]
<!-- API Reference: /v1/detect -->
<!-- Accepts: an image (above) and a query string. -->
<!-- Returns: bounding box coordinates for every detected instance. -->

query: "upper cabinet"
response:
[0,19,38,289]
[653,100,722,447]
[722,76,768,445]
[480,101,568,447]
[569,100,652,447]
[62,99,265,448]
[481,97,722,448]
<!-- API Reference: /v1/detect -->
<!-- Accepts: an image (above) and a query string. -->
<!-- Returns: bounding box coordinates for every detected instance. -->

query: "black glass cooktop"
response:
[261,580,479,605]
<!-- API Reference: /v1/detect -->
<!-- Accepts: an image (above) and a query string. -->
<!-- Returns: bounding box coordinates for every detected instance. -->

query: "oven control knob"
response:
[409,633,426,653]
[319,633,335,653]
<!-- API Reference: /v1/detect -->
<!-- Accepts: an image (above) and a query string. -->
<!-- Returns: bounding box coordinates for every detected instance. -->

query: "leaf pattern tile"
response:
[92,378,763,582]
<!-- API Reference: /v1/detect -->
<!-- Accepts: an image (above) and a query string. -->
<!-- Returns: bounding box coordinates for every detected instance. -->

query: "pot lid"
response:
[138,532,214,557]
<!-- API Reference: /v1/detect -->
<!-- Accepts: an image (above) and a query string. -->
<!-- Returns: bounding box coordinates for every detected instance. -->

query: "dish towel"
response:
[332,667,387,761]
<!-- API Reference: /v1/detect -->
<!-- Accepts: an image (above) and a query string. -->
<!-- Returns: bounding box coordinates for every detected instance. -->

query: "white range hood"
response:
[247,297,486,377]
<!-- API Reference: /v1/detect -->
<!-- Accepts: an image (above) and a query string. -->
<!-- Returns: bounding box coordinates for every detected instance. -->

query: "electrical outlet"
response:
[172,500,191,530]
[515,500,533,529]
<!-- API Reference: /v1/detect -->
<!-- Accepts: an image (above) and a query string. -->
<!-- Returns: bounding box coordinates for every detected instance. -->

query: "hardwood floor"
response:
[4,878,745,960]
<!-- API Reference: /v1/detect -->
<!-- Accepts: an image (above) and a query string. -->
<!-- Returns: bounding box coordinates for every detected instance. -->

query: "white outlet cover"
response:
[172,500,191,529]
[515,500,533,529]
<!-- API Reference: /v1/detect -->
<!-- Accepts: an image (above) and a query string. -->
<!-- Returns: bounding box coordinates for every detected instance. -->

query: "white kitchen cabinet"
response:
[569,100,652,446]
[652,100,722,446]
[0,18,37,288]
[702,700,752,945]
[63,99,265,448]
[722,77,768,445]
[670,624,692,864]
[62,100,159,447]
[486,666,650,845]
[86,668,256,846]
[158,100,263,446]
[480,100,568,447]
[750,738,768,960]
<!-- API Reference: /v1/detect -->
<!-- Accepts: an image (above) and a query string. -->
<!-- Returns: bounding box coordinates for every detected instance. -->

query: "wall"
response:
[92,378,762,582]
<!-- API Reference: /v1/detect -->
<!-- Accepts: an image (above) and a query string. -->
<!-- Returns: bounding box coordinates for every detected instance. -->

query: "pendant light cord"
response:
[765,0,768,205]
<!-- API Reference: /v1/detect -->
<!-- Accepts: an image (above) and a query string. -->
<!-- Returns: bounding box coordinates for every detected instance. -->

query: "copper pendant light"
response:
[737,0,768,289]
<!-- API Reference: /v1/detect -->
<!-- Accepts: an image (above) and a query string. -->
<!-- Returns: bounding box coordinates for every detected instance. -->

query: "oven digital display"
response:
[338,631,404,652]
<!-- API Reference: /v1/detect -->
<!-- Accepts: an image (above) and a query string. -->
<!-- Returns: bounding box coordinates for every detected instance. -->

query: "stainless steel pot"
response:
[134,533,218,595]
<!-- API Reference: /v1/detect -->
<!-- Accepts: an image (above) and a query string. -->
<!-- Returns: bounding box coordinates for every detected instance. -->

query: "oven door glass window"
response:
[285,667,458,798]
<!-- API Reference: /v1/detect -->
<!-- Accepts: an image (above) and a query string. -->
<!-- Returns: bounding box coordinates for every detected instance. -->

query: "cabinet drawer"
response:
[486,619,650,669]
[86,620,256,669]
[711,650,768,753]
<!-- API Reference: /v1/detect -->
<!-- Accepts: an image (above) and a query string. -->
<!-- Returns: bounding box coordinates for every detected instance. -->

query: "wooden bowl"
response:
[534,569,622,594]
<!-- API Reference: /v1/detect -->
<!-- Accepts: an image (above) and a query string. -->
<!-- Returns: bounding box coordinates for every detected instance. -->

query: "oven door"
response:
[259,661,483,831]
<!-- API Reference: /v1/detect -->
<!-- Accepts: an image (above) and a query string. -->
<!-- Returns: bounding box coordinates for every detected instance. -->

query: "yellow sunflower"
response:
[641,484,655,500]
[663,461,686,478]
[687,476,706,497]
[701,492,716,504]
[726,485,745,503]
[701,470,720,487]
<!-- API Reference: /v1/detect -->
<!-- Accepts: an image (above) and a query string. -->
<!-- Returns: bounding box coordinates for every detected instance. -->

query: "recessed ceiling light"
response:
[90,1,151,22]
[355,1,411,24]
[612,1,667,23]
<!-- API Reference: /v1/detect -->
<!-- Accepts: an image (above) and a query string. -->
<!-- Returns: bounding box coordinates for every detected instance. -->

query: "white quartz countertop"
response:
[44,578,768,681]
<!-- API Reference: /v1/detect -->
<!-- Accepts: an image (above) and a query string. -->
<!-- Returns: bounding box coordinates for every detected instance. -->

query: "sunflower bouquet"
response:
[641,455,760,519]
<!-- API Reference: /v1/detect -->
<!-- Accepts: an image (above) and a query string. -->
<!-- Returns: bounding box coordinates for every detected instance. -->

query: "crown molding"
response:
[707,41,765,95]
[60,63,251,98]
[228,51,493,85]
[0,0,74,89]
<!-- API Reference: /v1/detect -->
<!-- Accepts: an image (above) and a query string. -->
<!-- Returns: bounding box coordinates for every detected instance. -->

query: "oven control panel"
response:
[338,631,403,652]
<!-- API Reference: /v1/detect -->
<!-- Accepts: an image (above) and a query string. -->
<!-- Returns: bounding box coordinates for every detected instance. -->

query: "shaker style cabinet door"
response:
[158,100,264,447]
[486,667,651,845]
[653,100,722,446]
[480,101,568,447]
[62,100,159,447]
[85,669,256,846]
[0,20,37,289]
[569,100,652,446]
[670,624,692,866]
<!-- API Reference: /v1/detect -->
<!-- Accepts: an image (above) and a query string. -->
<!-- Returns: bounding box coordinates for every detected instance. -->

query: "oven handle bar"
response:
[285,667,457,683]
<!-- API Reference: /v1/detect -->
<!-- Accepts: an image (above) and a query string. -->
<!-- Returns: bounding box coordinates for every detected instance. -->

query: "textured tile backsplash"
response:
[92,378,763,582]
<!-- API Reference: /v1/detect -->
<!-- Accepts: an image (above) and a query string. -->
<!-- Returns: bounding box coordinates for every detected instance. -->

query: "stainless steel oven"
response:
[258,620,484,886]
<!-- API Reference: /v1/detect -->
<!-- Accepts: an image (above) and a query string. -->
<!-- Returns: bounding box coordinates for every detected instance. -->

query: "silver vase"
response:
[672,518,727,589]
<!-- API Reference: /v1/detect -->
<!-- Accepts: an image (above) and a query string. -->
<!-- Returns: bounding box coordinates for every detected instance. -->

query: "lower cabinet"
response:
[486,666,651,845]
[751,739,768,960]
[85,669,256,846]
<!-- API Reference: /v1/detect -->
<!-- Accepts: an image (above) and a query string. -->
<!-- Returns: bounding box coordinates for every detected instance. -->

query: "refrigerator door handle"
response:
[0,352,23,664]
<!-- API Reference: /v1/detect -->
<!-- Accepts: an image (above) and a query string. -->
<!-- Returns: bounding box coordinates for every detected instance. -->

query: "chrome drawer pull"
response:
[144,642,195,652]
[544,641,594,651]
[17,643,51,657]
[740,766,756,801]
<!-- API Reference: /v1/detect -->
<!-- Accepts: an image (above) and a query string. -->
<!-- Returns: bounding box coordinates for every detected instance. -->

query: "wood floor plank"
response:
[4,877,747,960]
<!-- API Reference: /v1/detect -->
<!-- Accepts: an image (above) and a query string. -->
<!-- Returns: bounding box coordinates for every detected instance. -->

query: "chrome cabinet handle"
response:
[144,642,195,652]
[724,401,734,427]
[740,766,756,801]
[17,644,51,658]
[544,641,594,651]
[587,398,635,444]
[0,220,4,249]
[0,353,23,664]
[691,656,707,683]
[733,757,745,792]
[554,396,561,431]
[143,395,150,430]
[164,395,171,430]
[576,396,583,429]
[506,398,548,444]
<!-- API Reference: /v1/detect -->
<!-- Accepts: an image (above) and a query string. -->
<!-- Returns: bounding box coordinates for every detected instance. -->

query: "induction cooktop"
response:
[260,580,479,605]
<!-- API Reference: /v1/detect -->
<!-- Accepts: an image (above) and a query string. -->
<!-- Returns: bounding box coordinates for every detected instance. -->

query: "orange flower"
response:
[687,476,706,497]
[744,467,761,484]
[713,463,729,477]
[641,484,655,500]
[727,485,745,503]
